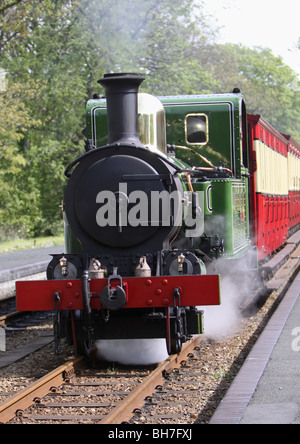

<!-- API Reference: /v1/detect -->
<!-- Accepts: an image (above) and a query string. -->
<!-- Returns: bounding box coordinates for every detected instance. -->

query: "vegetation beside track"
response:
[0,235,64,254]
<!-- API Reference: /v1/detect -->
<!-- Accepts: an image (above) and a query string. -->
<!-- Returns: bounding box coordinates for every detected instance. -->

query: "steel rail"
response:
[0,311,20,325]
[0,356,86,424]
[100,335,202,424]
[0,337,202,424]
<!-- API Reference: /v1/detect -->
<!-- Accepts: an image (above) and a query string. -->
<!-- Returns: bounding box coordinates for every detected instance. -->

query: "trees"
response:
[0,0,216,239]
[0,79,41,238]
[0,0,299,239]
[199,43,300,140]
[68,0,217,95]
[0,0,86,238]
[133,0,218,95]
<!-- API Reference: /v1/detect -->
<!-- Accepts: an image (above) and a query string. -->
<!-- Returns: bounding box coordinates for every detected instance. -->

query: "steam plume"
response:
[95,338,168,365]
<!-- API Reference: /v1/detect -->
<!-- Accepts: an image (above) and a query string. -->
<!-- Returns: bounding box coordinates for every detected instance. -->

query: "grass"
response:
[0,234,64,254]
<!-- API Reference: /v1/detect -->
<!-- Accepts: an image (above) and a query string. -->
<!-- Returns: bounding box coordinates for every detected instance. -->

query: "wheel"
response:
[73,310,93,357]
[77,338,93,356]
[170,335,182,354]
[166,307,183,355]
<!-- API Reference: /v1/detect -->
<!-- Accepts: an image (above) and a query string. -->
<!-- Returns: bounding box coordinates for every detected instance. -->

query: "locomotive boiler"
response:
[16,73,223,355]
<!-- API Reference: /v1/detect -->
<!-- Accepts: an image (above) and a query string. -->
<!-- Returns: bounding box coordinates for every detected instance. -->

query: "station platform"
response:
[210,270,300,424]
[0,245,64,300]
[0,245,64,283]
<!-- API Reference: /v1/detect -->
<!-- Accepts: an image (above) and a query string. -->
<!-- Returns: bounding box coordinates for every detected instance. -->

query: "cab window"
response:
[185,114,208,145]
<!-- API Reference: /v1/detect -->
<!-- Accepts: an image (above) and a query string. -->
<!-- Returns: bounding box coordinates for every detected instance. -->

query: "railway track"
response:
[1,337,205,424]
[0,311,19,325]
[0,281,296,424]
[0,231,299,424]
[0,286,285,426]
[1,256,297,425]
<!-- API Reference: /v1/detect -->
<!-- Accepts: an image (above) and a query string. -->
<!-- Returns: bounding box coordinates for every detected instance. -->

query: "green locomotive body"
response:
[79,92,253,268]
[160,94,252,264]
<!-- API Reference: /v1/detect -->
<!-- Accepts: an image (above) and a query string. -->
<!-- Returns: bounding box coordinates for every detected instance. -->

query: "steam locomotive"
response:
[16,72,300,356]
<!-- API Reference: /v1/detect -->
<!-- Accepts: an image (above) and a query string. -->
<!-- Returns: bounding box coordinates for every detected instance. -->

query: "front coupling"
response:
[100,268,127,310]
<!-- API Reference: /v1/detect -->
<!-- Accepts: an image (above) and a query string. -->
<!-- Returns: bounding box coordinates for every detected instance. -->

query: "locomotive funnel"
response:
[98,73,145,146]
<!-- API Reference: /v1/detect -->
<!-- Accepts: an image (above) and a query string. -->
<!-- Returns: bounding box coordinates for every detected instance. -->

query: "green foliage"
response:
[0,0,299,240]
[0,77,43,240]
[199,43,300,140]
[0,0,85,239]
[139,0,218,94]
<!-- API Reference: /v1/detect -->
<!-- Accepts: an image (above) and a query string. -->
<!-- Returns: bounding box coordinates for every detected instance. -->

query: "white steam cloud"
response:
[95,338,168,365]
[200,250,258,340]
[199,276,242,340]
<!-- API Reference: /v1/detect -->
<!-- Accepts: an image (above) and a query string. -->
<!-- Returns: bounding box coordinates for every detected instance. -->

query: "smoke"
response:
[199,275,242,340]
[95,338,168,365]
[200,249,259,340]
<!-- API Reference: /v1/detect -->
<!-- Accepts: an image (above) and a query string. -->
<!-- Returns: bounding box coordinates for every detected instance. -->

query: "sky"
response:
[201,0,300,75]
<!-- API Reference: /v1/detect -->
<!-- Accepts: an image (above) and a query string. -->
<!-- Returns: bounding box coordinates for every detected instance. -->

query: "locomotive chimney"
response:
[98,73,145,146]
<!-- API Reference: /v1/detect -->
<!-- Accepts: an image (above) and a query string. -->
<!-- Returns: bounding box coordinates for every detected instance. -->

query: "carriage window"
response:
[185,114,208,145]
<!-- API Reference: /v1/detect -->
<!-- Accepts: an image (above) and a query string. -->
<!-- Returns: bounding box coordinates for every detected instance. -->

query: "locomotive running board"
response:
[16,275,220,311]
